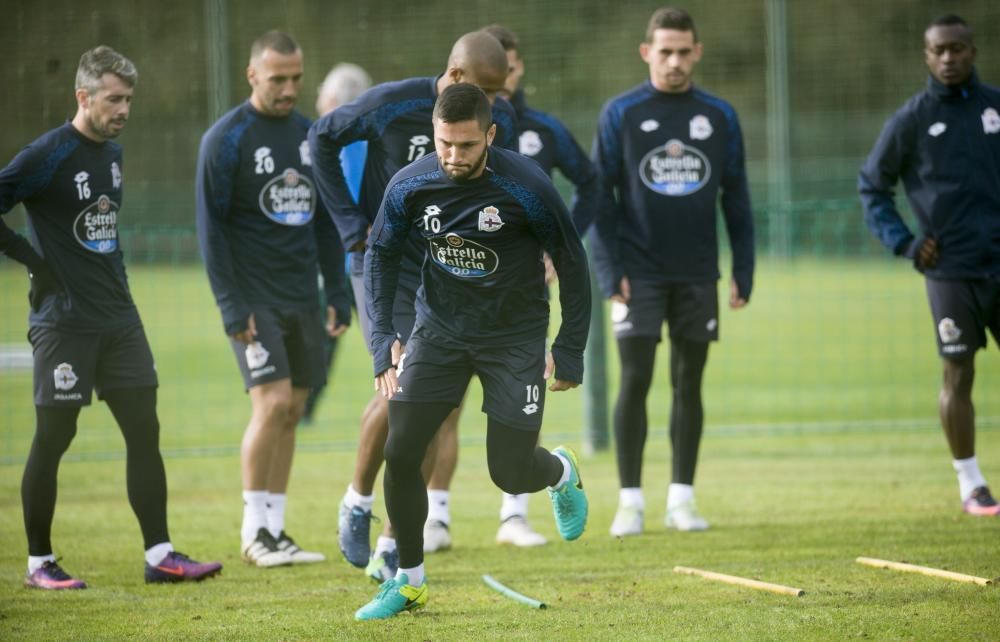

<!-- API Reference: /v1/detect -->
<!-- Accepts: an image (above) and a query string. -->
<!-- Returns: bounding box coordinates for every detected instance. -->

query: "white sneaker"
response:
[276,531,326,564]
[665,501,710,531]
[609,506,644,537]
[423,519,452,553]
[496,516,547,547]
[241,528,293,567]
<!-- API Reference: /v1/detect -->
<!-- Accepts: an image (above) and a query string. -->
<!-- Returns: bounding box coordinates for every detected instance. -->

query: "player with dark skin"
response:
[921,23,970,462]
[860,14,1000,515]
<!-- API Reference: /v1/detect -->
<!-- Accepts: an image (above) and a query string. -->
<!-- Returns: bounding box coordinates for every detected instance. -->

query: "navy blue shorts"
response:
[30,323,158,407]
[926,277,1000,360]
[349,251,417,351]
[229,305,327,390]
[392,325,546,431]
[610,280,719,343]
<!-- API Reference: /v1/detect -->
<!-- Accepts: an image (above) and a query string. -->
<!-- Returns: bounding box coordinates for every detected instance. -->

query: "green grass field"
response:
[0,259,998,640]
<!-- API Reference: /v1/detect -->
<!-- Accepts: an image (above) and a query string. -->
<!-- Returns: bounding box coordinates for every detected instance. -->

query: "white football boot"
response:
[496,516,547,547]
[665,500,710,531]
[609,505,644,537]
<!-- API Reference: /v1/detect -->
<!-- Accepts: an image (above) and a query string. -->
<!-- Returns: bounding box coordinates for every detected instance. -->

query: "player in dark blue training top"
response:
[354,82,590,622]
[860,14,1000,517]
[590,8,755,537]
[196,31,350,568]
[300,62,374,426]
[309,30,518,579]
[484,25,599,233]
[480,24,602,549]
[0,46,221,590]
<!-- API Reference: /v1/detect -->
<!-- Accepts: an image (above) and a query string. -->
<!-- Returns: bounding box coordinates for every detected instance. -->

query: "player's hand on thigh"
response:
[375,368,399,399]
[326,305,349,337]
[231,314,257,345]
[611,276,631,304]
[916,237,939,269]
[544,351,555,380]
[390,339,403,366]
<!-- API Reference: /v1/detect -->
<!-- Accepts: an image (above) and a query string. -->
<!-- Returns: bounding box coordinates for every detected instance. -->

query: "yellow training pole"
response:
[856,557,993,586]
[673,566,805,596]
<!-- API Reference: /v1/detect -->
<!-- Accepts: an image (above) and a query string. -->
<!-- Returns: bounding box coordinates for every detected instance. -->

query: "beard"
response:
[88,113,126,140]
[441,146,489,182]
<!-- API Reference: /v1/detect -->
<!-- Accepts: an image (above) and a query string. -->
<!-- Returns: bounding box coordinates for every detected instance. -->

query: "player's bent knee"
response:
[487,460,531,495]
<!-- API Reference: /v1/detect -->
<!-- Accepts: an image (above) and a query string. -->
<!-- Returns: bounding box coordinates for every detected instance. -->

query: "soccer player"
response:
[589,7,755,536]
[308,31,518,580]
[300,63,374,426]
[859,14,1000,516]
[0,45,222,589]
[355,82,590,621]
[196,31,351,567]
[480,24,600,547]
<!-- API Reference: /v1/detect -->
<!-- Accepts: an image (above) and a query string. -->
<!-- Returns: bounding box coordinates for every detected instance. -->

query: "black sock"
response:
[669,339,708,485]
[383,400,453,570]
[22,405,80,556]
[104,387,170,550]
[614,336,658,488]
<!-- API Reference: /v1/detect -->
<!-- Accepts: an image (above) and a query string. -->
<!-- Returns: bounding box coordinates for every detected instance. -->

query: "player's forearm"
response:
[316,225,351,326]
[721,183,755,300]
[568,171,600,234]
[195,216,249,333]
[858,173,914,254]
[309,127,370,251]
[549,343,585,385]
[550,242,591,380]
[364,246,402,375]
[0,220,45,273]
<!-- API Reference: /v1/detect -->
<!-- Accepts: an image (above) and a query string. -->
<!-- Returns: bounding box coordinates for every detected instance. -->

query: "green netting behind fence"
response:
[2,1,999,461]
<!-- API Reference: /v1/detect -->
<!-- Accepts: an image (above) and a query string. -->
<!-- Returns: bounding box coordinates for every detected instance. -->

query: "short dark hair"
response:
[929,13,968,29]
[481,24,518,52]
[250,30,300,61]
[76,46,137,94]
[927,13,973,43]
[433,83,492,132]
[646,7,698,43]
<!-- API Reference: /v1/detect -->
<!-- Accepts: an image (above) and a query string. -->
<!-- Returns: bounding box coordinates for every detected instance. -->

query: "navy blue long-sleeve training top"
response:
[508,89,599,232]
[0,122,140,330]
[364,146,591,382]
[196,101,349,335]
[859,70,1000,279]
[308,76,517,294]
[589,81,755,300]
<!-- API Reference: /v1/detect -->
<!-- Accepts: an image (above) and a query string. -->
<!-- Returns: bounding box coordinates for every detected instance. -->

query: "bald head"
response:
[441,31,508,103]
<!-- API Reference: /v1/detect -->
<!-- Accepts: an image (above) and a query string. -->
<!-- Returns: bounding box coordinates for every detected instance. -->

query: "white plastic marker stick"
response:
[482,574,547,609]
[673,566,806,597]
[856,557,993,586]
